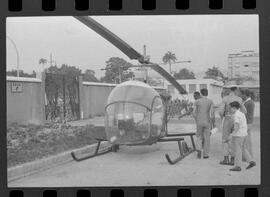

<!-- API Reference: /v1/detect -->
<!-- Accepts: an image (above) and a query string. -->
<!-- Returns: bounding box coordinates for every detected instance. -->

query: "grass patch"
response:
[7,122,106,168]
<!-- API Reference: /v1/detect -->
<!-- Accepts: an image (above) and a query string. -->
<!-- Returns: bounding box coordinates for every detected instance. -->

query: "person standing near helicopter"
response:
[192,89,215,159]
[193,91,201,101]
[219,86,247,165]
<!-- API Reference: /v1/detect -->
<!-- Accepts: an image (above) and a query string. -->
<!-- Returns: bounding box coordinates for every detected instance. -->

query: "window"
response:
[199,84,207,90]
[188,84,196,94]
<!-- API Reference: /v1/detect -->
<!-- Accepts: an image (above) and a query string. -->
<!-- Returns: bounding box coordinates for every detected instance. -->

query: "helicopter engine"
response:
[105,81,165,145]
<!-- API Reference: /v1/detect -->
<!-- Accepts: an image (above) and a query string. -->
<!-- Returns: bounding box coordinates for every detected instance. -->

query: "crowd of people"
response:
[189,86,256,172]
[166,99,193,119]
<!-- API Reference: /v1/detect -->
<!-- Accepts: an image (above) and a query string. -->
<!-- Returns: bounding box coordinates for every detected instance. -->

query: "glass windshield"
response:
[151,97,164,137]
[108,83,160,109]
[105,102,151,145]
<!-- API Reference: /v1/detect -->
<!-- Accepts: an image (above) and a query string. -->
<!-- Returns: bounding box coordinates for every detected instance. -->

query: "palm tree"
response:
[39,58,47,71]
[162,51,177,74]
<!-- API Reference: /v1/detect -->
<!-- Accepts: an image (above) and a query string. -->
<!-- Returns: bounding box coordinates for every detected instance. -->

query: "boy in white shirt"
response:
[228,101,256,171]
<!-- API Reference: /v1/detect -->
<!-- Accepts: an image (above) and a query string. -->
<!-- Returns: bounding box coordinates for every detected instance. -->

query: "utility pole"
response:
[50,53,52,66]
[49,53,57,67]
[7,36,20,77]
[62,75,66,120]
[101,63,122,84]
[143,45,149,82]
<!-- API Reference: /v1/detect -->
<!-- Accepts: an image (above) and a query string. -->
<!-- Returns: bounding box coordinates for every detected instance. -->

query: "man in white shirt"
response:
[228,101,256,171]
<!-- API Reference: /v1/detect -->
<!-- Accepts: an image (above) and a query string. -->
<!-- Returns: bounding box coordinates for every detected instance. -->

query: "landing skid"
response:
[71,133,196,164]
[71,139,119,162]
[165,146,195,165]
[159,132,197,165]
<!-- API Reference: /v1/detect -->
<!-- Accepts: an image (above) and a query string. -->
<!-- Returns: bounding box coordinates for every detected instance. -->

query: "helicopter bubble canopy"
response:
[105,81,165,145]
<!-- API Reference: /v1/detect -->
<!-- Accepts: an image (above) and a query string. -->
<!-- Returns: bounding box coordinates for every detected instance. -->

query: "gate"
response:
[45,72,81,122]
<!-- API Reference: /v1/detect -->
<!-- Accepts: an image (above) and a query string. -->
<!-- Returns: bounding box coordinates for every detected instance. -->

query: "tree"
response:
[162,51,177,74]
[173,68,196,79]
[100,57,134,83]
[82,69,99,82]
[60,65,82,120]
[204,66,225,80]
[39,58,47,71]
[45,64,82,121]
[45,68,62,120]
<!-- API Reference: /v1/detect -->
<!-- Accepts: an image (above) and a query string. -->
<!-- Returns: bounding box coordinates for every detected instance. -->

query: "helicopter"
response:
[70,16,197,164]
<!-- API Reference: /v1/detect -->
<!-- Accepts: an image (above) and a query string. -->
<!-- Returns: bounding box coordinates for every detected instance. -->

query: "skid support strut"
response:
[159,132,197,164]
[71,138,119,162]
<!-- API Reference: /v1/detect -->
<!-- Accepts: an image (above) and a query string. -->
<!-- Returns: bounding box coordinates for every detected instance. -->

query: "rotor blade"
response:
[127,64,187,94]
[144,63,187,94]
[74,16,144,61]
[74,16,186,95]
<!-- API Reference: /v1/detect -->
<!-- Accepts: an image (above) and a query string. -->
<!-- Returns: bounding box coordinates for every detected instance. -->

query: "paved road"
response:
[9,120,260,187]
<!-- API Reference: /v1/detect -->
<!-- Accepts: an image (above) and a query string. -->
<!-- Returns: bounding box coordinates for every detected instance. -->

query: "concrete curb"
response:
[8,141,111,182]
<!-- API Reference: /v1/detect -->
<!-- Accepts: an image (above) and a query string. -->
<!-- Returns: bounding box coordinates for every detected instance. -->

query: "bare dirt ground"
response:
[8,117,260,187]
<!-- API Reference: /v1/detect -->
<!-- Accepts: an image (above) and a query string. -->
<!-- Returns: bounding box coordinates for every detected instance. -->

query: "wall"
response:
[7,76,45,125]
[81,82,116,119]
[7,76,167,124]
[81,82,167,119]
[167,79,224,105]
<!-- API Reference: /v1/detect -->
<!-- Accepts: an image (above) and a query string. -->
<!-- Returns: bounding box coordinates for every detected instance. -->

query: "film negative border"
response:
[7,0,258,12]
[6,187,261,197]
[4,0,261,15]
[1,0,270,197]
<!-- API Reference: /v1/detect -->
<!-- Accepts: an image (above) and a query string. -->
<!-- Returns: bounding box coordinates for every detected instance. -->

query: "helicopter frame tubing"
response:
[71,138,119,162]
[158,103,197,164]
[158,132,197,165]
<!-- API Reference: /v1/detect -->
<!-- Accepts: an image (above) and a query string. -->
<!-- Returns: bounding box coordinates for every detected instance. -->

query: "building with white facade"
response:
[166,79,224,105]
[227,50,259,80]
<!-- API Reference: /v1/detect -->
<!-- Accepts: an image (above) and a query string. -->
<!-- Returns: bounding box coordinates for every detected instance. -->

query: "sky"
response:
[6,15,259,79]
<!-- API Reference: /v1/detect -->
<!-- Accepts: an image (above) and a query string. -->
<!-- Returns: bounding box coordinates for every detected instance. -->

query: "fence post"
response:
[41,72,46,124]
[63,75,66,120]
[78,76,84,120]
